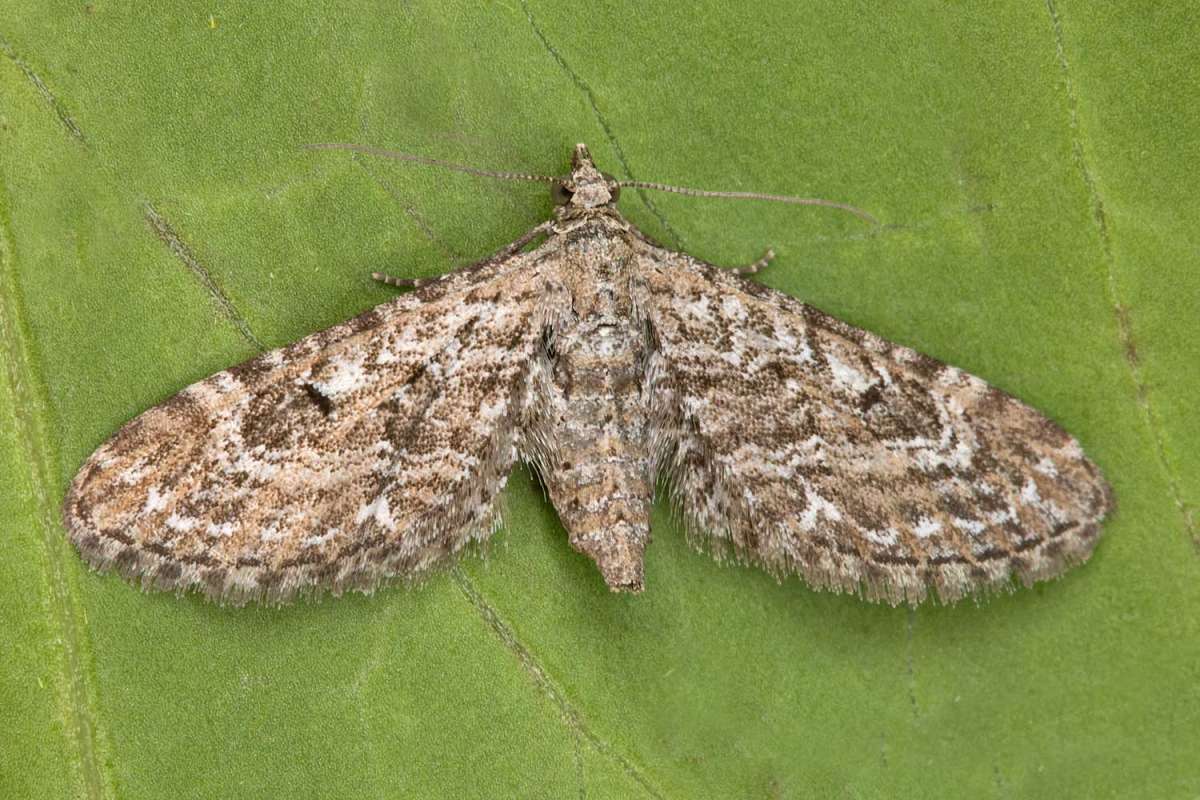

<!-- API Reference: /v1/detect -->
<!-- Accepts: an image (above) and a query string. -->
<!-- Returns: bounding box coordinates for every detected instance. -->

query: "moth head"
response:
[553,143,621,209]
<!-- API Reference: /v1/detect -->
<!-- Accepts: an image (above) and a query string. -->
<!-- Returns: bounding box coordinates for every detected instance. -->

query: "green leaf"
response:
[2,2,1197,798]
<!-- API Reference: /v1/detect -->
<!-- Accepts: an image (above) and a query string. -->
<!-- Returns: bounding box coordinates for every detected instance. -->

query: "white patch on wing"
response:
[952,516,986,536]
[311,353,367,396]
[356,495,396,531]
[913,517,942,539]
[865,527,899,546]
[912,438,975,472]
[936,366,962,387]
[215,372,239,394]
[684,293,713,322]
[988,507,1015,525]
[374,346,397,365]
[478,397,508,422]
[799,489,843,531]
[773,324,798,349]
[259,526,285,542]
[826,352,875,394]
[231,451,281,482]
[1034,457,1059,478]
[142,485,169,514]
[720,294,747,321]
[795,337,813,363]
[302,528,339,548]
[682,395,713,416]
[772,324,814,364]
[119,460,150,485]
[165,513,199,532]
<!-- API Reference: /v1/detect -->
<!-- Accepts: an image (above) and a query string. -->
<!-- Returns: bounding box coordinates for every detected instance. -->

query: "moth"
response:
[63,143,1113,606]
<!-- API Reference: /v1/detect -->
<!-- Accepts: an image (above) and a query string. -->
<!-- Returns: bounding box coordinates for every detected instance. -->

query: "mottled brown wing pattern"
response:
[640,249,1113,605]
[63,247,556,604]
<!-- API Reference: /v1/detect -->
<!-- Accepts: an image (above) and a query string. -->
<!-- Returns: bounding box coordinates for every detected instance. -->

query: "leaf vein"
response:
[519,0,685,249]
[452,569,666,800]
[1045,0,1196,547]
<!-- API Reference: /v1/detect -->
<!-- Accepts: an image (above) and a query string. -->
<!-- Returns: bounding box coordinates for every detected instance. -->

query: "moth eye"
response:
[552,183,574,205]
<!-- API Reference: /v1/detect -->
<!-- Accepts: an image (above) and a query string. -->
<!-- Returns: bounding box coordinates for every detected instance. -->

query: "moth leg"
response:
[732,248,775,276]
[372,271,422,288]
[371,221,555,290]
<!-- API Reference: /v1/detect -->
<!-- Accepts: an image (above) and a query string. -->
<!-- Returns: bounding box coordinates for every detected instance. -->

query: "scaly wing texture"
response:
[639,249,1114,605]
[63,243,556,604]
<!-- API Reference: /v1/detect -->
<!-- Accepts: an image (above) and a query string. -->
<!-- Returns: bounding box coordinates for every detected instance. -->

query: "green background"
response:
[2,2,1197,798]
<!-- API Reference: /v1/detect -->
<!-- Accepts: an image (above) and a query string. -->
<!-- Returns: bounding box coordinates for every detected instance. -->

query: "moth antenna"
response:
[617,180,878,225]
[304,143,563,185]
